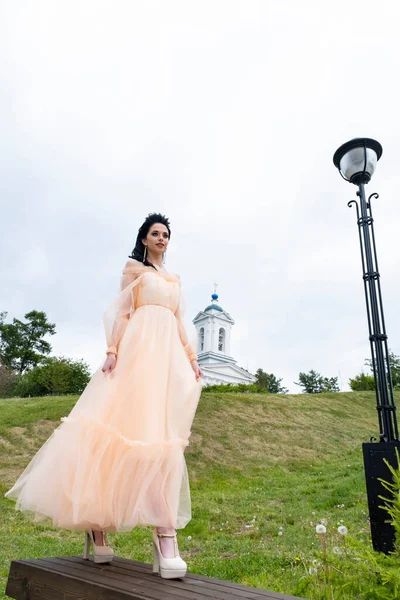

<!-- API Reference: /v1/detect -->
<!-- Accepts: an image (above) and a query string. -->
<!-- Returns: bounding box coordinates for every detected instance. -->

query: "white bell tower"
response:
[193,283,235,364]
[192,284,256,386]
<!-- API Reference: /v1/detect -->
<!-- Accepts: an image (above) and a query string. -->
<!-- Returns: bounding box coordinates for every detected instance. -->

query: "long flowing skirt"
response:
[4,304,202,532]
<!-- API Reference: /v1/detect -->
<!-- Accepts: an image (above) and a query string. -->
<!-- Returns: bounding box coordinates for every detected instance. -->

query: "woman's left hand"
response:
[191,359,203,382]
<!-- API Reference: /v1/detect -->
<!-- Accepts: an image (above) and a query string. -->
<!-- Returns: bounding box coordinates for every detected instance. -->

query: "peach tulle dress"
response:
[4,258,202,533]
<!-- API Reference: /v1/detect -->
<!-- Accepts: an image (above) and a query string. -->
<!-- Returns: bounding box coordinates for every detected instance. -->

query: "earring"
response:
[143,246,147,262]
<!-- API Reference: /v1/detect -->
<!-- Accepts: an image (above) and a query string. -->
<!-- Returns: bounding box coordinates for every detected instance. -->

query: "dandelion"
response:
[295,557,300,561]
[316,524,326,534]
[278,531,283,536]
[333,546,342,555]
[187,535,192,540]
[321,518,328,526]
[308,567,318,576]
[312,559,320,567]
[338,525,348,536]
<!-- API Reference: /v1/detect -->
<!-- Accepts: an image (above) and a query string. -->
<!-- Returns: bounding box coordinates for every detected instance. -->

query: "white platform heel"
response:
[83,529,114,564]
[152,527,187,579]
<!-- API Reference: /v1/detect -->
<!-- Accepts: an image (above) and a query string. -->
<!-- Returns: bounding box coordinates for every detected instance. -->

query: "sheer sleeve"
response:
[174,274,198,363]
[103,259,147,356]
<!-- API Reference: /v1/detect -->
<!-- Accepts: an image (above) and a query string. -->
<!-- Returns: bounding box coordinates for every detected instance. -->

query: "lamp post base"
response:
[363,441,400,553]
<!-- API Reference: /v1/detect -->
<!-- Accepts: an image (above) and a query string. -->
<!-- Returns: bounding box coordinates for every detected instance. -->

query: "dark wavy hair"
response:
[129,213,171,270]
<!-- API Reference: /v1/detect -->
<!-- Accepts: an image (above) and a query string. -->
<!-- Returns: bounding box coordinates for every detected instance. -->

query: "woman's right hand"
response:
[102,353,117,374]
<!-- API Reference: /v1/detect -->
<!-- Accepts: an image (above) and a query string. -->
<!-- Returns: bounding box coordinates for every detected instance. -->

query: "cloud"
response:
[2,0,400,394]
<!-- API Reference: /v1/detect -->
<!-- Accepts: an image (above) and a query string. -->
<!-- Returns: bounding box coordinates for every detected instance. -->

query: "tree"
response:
[364,350,400,389]
[255,368,288,394]
[0,363,19,397]
[0,310,56,373]
[349,371,375,391]
[294,370,340,394]
[13,356,91,397]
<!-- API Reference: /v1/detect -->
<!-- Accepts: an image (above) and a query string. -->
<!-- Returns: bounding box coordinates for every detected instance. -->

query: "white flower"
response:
[278,531,283,536]
[312,559,320,567]
[338,525,348,536]
[333,546,342,554]
[316,524,326,534]
[308,567,318,576]
[187,535,192,540]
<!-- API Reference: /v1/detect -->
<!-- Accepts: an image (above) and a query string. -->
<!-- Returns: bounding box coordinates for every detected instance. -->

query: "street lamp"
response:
[333,138,400,553]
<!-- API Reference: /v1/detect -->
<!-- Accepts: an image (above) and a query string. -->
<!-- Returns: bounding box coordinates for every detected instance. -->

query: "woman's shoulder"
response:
[122,257,147,275]
[168,269,181,285]
[170,270,181,281]
[125,257,142,266]
[122,258,181,284]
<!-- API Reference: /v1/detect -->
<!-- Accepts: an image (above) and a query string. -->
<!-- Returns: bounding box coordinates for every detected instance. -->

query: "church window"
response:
[199,327,204,352]
[218,328,225,352]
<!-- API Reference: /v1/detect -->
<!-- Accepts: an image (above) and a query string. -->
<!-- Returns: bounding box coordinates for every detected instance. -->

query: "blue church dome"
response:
[204,304,223,312]
[204,292,223,312]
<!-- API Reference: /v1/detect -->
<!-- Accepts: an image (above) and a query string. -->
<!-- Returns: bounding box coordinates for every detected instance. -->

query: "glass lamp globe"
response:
[333,138,382,185]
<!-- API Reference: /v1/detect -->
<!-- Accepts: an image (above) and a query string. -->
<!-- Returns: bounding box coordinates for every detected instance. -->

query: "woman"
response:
[4,212,203,579]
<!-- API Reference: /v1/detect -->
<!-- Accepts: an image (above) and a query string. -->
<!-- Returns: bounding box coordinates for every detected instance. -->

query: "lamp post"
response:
[333,138,400,553]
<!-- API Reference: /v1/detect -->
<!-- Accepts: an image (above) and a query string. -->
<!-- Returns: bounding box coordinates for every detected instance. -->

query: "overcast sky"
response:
[2,0,400,393]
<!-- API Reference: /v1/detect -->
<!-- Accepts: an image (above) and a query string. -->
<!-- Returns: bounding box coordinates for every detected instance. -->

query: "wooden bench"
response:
[6,555,306,599]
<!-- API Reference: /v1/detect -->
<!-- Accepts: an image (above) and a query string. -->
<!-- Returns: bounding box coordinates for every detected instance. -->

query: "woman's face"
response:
[143,222,170,256]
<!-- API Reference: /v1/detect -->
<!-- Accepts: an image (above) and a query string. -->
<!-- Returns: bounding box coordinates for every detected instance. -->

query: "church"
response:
[191,286,256,387]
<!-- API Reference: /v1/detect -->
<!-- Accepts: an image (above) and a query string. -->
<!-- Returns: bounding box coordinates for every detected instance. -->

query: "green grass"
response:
[0,391,394,599]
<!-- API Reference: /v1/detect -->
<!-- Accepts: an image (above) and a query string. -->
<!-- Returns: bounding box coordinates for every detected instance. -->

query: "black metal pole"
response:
[349,185,400,553]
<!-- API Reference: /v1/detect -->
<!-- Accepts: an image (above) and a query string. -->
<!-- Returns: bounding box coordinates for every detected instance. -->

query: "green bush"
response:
[12,355,91,397]
[349,371,375,391]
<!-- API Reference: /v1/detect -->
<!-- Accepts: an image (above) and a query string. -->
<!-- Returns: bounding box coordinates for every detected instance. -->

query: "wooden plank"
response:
[27,557,226,600]
[6,560,137,600]
[5,555,306,600]
[110,556,300,599]
[56,556,269,600]
[7,559,178,600]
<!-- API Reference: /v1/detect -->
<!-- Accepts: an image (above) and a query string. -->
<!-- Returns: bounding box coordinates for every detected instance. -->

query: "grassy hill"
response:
[0,391,393,599]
